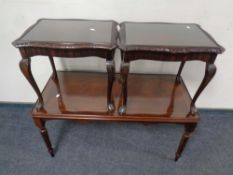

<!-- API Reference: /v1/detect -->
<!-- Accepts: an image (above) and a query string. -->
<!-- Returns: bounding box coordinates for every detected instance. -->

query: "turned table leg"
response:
[175,123,197,161]
[190,61,216,115]
[119,61,130,115]
[19,58,44,110]
[106,60,115,113]
[33,118,54,157]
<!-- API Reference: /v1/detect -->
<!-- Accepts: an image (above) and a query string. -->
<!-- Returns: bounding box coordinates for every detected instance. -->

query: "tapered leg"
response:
[190,62,216,115]
[176,61,186,83]
[33,118,54,157]
[19,58,43,110]
[119,61,130,115]
[106,60,115,113]
[175,123,197,161]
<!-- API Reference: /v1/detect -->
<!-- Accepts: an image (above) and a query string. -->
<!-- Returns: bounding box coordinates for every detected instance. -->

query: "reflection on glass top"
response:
[20,19,115,44]
[122,22,219,48]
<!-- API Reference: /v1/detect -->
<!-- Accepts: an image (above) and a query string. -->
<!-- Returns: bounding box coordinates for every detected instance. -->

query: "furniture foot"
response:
[119,106,127,115]
[175,123,197,161]
[106,60,115,113]
[190,61,216,115]
[119,61,130,115]
[19,58,44,110]
[41,128,55,157]
[176,61,185,83]
[33,118,54,157]
[108,103,115,112]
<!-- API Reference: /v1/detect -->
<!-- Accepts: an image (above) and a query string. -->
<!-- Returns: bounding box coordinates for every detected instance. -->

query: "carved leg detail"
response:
[19,58,43,110]
[119,61,130,115]
[175,123,197,161]
[176,61,186,83]
[48,56,58,81]
[106,60,115,113]
[190,63,216,115]
[33,118,54,157]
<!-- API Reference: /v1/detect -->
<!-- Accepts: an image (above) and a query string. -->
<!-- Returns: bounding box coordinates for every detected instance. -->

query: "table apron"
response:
[20,47,115,60]
[123,51,216,63]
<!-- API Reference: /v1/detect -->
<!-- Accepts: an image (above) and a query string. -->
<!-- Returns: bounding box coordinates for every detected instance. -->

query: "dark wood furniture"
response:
[118,22,224,160]
[13,19,118,157]
[13,19,224,161]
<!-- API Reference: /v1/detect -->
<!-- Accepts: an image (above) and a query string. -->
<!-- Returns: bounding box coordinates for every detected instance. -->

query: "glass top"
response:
[119,22,224,53]
[13,19,118,49]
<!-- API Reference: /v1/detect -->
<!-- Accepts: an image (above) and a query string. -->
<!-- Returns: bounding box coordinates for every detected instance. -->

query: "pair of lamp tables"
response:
[13,19,224,161]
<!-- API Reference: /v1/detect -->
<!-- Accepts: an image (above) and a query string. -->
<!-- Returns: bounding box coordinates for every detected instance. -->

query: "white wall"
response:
[0,0,232,109]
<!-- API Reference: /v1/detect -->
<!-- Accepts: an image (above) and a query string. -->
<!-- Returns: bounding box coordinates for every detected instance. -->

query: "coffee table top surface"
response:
[119,22,224,53]
[13,19,118,50]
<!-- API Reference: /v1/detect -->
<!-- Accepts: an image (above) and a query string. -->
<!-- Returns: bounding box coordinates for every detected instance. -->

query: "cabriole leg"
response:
[175,123,197,161]
[33,118,54,157]
[190,61,216,115]
[106,60,115,113]
[48,56,65,109]
[19,58,44,110]
[119,61,130,115]
[176,61,186,83]
[48,56,58,81]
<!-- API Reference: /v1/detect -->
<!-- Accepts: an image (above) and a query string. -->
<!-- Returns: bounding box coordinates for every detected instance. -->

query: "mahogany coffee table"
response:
[118,22,224,160]
[13,19,224,161]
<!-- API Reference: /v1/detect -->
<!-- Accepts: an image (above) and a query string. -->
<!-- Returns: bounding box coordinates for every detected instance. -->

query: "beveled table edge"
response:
[12,18,118,50]
[118,21,225,54]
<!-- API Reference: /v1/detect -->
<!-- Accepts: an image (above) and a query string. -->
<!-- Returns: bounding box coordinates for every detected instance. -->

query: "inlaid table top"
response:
[119,22,224,53]
[13,19,118,50]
